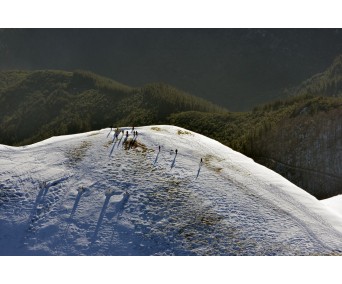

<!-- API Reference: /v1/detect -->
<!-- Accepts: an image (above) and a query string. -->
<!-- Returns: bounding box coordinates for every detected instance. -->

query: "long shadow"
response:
[30,181,50,218]
[70,190,84,219]
[171,154,177,169]
[23,182,48,244]
[196,163,203,179]
[92,195,111,243]
[153,151,160,165]
[63,189,85,241]
[106,192,130,254]
[128,137,137,150]
[42,182,51,197]
[109,140,118,156]
[106,130,112,138]
[122,137,128,147]
[28,185,45,219]
[117,136,123,148]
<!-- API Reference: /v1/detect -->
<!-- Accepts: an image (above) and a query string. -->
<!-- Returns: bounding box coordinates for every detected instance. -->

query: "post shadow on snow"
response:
[62,187,86,242]
[22,181,49,244]
[106,191,130,254]
[30,181,49,219]
[30,178,69,219]
[70,187,85,219]
[91,191,114,244]
[106,130,112,138]
[116,136,124,148]
[171,153,177,169]
[112,133,117,143]
[153,151,160,166]
[196,162,203,179]
[41,185,49,199]
[109,140,118,157]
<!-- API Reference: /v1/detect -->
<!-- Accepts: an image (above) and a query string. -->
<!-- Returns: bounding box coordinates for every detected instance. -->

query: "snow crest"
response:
[1,125,342,255]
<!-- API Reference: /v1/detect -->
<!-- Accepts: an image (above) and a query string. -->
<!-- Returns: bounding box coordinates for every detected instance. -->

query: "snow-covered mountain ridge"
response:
[1,125,342,255]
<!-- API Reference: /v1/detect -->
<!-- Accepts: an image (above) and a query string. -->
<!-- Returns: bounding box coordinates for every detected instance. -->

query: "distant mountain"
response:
[1,126,342,255]
[247,96,342,200]
[251,56,342,199]
[170,95,342,199]
[1,29,342,111]
[292,54,342,98]
[0,69,224,146]
[1,59,341,200]
[169,56,342,200]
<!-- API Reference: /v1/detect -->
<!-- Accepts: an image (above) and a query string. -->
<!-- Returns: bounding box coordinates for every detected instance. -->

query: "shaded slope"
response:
[170,96,342,199]
[0,70,224,146]
[249,101,342,199]
[293,54,342,98]
[1,54,342,201]
[2,29,342,110]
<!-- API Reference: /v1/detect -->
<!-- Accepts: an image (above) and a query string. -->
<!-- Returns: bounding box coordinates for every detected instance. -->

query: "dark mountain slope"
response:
[293,54,342,98]
[1,58,342,199]
[0,70,224,146]
[170,94,342,199]
[2,29,342,111]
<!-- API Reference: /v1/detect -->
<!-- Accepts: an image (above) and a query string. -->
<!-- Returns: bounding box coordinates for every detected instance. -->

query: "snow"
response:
[1,125,342,255]
[321,195,342,217]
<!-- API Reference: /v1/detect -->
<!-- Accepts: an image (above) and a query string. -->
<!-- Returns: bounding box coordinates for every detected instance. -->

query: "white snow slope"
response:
[321,195,342,218]
[1,125,342,256]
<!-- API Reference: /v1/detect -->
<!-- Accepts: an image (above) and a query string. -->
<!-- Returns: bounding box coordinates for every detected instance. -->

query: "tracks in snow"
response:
[2,127,342,255]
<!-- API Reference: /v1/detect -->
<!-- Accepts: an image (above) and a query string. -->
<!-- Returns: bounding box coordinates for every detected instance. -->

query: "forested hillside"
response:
[2,29,342,111]
[293,54,342,98]
[1,58,342,199]
[0,70,224,145]
[170,95,342,199]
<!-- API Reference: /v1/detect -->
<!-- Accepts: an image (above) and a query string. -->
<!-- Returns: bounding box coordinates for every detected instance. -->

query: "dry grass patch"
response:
[204,154,224,173]
[177,129,193,135]
[123,139,152,154]
[66,141,92,165]
[151,127,162,131]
